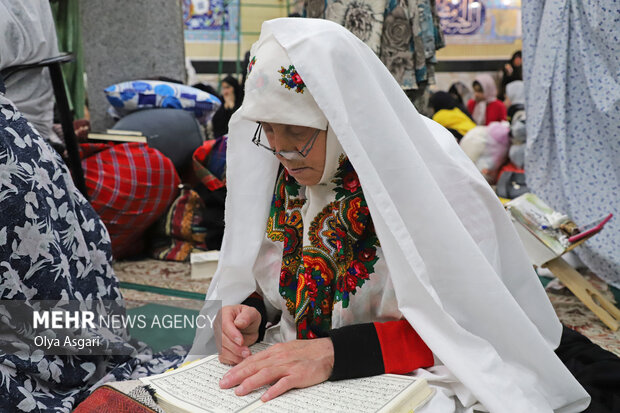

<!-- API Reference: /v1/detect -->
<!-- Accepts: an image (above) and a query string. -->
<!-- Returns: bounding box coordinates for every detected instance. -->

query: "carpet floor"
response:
[114,259,620,357]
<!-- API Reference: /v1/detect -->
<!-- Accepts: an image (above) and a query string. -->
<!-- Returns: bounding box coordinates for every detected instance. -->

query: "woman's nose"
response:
[270,133,293,152]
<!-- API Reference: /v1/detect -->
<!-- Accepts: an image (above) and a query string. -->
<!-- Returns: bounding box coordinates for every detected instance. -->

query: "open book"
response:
[140,343,435,413]
[506,193,569,255]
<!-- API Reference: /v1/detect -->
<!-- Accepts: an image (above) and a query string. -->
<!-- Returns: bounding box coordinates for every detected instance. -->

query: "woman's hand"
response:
[219,338,334,402]
[217,305,262,365]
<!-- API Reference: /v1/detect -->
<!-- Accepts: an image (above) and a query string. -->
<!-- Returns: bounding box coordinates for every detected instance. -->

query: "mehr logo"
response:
[33,310,96,329]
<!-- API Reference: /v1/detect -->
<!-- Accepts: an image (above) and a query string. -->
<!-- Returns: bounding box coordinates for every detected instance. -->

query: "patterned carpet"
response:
[114,259,620,357]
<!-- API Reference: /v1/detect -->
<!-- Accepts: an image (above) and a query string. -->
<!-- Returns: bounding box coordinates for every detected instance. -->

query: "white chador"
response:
[190,18,590,413]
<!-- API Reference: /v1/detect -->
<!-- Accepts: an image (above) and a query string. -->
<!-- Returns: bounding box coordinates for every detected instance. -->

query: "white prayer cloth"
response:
[190,18,589,413]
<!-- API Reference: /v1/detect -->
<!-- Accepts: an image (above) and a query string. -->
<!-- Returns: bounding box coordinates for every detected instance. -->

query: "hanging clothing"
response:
[380,0,415,87]
[522,0,620,288]
[190,18,589,412]
[306,1,444,91]
[325,0,386,55]
[0,0,59,143]
[0,94,186,412]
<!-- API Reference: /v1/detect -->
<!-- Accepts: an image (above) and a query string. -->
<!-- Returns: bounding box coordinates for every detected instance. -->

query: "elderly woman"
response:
[190,18,590,412]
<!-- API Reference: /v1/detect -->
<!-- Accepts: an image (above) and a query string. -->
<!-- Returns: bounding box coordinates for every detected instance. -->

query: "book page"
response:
[141,343,270,413]
[507,194,567,255]
[246,374,419,413]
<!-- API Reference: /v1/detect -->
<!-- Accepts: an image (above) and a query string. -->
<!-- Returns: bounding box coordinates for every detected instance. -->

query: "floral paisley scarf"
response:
[266,136,380,339]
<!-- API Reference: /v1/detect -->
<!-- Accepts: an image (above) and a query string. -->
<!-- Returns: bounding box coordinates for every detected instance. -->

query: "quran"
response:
[140,343,435,413]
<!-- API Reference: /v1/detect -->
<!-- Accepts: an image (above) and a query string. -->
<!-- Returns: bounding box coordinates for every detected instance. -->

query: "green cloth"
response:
[127,304,200,352]
[51,0,85,119]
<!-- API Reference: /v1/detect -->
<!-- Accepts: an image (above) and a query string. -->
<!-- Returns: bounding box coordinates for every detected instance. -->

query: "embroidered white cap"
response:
[241,31,328,130]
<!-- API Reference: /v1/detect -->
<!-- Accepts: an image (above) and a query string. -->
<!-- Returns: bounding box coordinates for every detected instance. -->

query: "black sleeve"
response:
[327,323,384,381]
[241,293,268,342]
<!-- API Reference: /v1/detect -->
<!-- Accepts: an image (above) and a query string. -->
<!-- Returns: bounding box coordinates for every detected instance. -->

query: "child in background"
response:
[429,91,476,141]
[467,74,507,125]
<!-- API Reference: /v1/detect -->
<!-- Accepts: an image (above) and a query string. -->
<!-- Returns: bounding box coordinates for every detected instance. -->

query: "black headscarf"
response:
[430,91,474,121]
[211,75,244,138]
[430,91,457,112]
[499,50,523,100]
[221,75,244,109]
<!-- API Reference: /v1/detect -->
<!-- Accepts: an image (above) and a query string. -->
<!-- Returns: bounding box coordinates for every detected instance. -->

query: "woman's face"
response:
[262,122,327,186]
[473,83,485,102]
[221,82,234,100]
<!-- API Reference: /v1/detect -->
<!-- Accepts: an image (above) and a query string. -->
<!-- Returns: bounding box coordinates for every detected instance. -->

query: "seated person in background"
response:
[448,81,472,109]
[429,91,476,141]
[189,18,592,412]
[211,75,244,138]
[504,79,525,122]
[508,108,527,169]
[498,50,523,101]
[0,90,186,412]
[467,74,507,125]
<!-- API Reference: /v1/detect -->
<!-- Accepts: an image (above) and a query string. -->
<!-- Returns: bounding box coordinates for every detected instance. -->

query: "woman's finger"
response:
[234,306,261,330]
[218,352,243,366]
[261,375,295,401]
[235,366,287,396]
[221,360,260,388]
[221,310,245,346]
[224,343,280,381]
[221,332,250,360]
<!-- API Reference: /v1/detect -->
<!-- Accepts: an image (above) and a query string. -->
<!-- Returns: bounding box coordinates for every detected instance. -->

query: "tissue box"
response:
[190,250,220,280]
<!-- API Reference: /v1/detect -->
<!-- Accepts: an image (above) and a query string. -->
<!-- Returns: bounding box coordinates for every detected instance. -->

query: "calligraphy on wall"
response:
[183,0,240,42]
[436,0,521,44]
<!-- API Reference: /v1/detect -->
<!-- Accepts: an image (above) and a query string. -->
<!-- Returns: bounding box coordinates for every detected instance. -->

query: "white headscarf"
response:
[505,80,525,106]
[190,18,589,413]
[471,73,498,125]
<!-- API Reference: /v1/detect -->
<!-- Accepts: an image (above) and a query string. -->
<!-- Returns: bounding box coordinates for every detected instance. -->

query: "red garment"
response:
[242,293,435,378]
[374,320,434,374]
[74,386,154,413]
[467,99,507,125]
[497,161,525,182]
[192,138,226,191]
[81,142,180,258]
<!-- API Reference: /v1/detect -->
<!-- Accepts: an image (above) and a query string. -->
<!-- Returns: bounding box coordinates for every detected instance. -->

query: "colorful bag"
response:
[148,185,208,262]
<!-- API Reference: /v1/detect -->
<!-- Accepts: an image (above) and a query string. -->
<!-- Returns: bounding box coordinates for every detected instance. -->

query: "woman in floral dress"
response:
[0,86,186,411]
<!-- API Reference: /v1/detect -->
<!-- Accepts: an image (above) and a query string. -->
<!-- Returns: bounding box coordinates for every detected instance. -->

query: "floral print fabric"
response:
[267,157,380,339]
[0,96,185,412]
[325,0,386,55]
[308,0,444,89]
[522,0,620,288]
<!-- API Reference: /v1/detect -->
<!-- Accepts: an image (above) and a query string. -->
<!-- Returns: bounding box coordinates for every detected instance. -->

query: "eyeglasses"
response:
[251,122,322,160]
